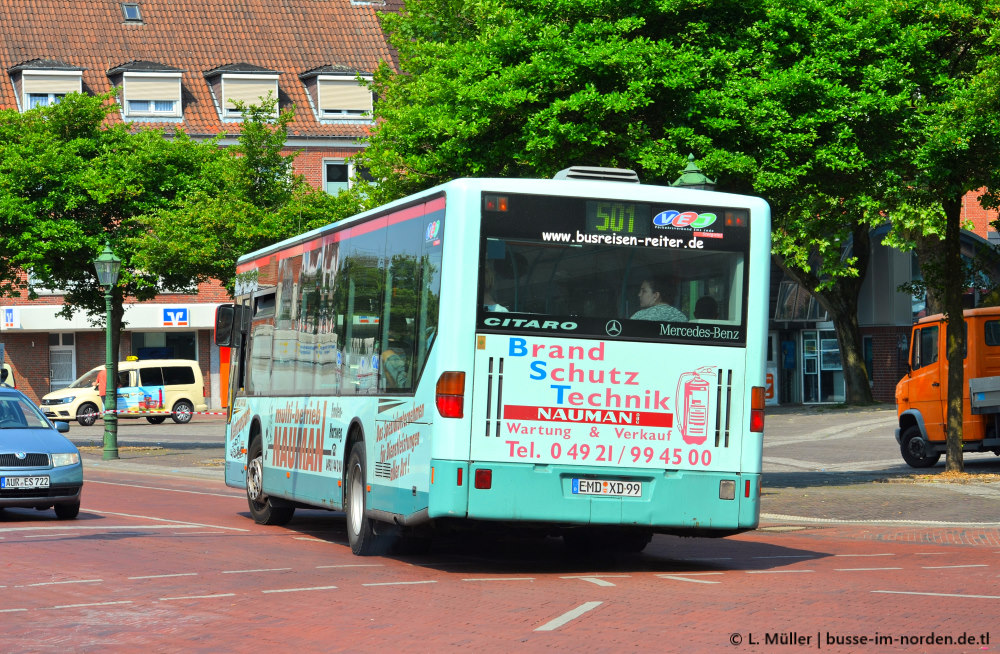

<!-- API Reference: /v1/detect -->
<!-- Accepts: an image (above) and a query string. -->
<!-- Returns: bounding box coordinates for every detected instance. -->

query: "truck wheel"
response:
[900,425,941,468]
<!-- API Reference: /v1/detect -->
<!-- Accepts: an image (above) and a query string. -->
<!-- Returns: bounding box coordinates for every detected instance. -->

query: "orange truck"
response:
[895,306,1000,467]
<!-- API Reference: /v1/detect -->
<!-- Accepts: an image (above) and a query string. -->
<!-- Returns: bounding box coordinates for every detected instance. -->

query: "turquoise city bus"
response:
[216,167,771,555]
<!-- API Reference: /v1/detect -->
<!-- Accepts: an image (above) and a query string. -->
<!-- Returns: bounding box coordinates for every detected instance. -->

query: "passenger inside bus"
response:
[483,265,509,312]
[630,277,687,322]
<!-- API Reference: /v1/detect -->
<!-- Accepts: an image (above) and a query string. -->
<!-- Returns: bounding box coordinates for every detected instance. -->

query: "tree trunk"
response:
[774,223,874,405]
[941,196,966,473]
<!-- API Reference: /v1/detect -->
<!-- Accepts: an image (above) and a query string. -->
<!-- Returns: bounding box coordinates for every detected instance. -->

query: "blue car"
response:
[0,385,82,519]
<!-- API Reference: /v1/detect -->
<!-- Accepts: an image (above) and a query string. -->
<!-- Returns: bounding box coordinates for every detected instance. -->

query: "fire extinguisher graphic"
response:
[675,366,716,445]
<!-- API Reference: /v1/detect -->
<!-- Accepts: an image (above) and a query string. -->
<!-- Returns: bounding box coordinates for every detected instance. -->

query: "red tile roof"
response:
[0,0,395,140]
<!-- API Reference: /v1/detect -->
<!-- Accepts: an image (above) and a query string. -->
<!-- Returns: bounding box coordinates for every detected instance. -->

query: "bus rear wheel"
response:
[345,444,393,556]
[246,439,294,525]
[900,425,941,468]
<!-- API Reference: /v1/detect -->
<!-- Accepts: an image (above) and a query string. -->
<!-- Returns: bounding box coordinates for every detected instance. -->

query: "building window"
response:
[221,76,279,119]
[132,331,197,360]
[27,93,65,109]
[325,162,350,194]
[316,77,372,120]
[121,73,182,118]
[19,71,82,113]
[121,3,142,22]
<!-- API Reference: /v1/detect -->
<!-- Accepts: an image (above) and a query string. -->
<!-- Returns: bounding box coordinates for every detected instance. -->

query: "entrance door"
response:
[49,333,76,391]
[801,329,845,403]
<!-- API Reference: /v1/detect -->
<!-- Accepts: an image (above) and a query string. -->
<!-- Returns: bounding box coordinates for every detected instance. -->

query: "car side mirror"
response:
[54,421,70,433]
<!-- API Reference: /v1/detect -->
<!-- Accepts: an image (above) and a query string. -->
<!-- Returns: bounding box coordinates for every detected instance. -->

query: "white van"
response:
[40,358,208,426]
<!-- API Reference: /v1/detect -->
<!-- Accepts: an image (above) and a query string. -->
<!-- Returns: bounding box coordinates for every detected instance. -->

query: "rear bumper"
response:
[428,459,758,532]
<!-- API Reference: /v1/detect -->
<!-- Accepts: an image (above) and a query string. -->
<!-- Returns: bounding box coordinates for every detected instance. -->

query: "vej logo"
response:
[653,210,717,229]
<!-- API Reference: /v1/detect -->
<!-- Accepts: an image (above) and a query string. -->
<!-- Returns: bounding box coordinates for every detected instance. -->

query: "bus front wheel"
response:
[246,439,294,525]
[900,426,941,468]
[345,444,393,556]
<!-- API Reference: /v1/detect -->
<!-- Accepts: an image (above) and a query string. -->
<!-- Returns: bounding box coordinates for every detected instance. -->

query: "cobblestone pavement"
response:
[76,404,1000,527]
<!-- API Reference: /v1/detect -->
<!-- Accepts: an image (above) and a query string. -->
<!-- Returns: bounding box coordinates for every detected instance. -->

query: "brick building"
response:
[0,0,394,408]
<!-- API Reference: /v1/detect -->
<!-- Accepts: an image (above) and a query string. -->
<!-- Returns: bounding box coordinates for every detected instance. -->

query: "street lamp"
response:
[94,243,121,460]
[670,153,716,191]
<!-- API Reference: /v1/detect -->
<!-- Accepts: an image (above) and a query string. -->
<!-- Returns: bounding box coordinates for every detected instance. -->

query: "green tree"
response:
[0,92,228,365]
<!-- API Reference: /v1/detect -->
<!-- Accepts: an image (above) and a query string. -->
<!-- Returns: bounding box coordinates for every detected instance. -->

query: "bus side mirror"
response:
[215,305,246,348]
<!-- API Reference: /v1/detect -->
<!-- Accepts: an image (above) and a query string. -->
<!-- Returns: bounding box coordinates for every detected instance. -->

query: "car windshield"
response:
[69,368,101,389]
[0,395,51,429]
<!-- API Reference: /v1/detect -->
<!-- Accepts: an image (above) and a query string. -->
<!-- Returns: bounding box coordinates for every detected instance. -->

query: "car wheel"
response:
[246,439,294,525]
[345,443,393,556]
[170,400,194,424]
[900,425,941,468]
[146,416,167,424]
[76,402,99,427]
[54,501,80,520]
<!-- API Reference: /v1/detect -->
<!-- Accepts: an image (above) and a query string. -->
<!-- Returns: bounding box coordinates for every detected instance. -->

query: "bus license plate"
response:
[572,479,641,497]
[1,476,50,489]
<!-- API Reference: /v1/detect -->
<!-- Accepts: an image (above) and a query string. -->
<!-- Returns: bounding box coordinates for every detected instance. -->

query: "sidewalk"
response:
[77,404,1000,526]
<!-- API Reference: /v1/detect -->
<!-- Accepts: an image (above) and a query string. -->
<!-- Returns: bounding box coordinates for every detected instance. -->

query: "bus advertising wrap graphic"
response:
[474,335,740,471]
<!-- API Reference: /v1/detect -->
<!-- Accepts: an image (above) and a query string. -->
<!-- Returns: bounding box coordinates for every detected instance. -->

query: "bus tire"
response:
[900,425,941,468]
[246,439,294,526]
[345,444,392,556]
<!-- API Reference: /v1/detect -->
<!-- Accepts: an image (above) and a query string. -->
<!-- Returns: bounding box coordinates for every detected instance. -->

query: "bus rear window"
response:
[478,193,750,345]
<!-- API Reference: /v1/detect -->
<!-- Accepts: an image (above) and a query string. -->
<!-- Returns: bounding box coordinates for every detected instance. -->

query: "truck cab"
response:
[895,306,1000,467]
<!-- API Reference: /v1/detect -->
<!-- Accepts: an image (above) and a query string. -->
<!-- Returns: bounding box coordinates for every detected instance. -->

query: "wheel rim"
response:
[349,460,364,536]
[247,455,265,504]
[175,403,193,422]
[78,405,96,425]
[906,436,926,461]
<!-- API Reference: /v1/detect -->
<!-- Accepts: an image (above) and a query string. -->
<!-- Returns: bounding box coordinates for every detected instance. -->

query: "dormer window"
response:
[8,63,84,113]
[122,72,181,118]
[299,67,374,123]
[121,3,142,22]
[204,65,280,121]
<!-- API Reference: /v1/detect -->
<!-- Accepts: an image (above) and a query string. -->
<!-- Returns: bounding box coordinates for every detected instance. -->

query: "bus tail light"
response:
[474,468,492,489]
[436,371,466,418]
[750,386,765,432]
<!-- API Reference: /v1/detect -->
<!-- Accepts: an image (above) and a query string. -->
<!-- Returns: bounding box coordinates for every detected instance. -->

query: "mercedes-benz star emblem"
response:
[605,320,622,337]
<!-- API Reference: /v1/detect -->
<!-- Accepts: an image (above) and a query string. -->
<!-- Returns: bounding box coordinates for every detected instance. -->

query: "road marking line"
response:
[52,601,133,609]
[362,580,437,587]
[293,537,324,542]
[20,579,103,587]
[463,577,535,582]
[922,564,989,569]
[914,552,949,555]
[0,524,224,534]
[657,575,722,584]
[834,567,903,572]
[262,586,338,594]
[89,510,249,532]
[873,590,1000,599]
[745,570,815,574]
[222,568,293,574]
[129,573,199,580]
[159,593,237,601]
[535,601,603,632]
[762,513,1000,528]
[87,480,241,499]
[0,608,27,613]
